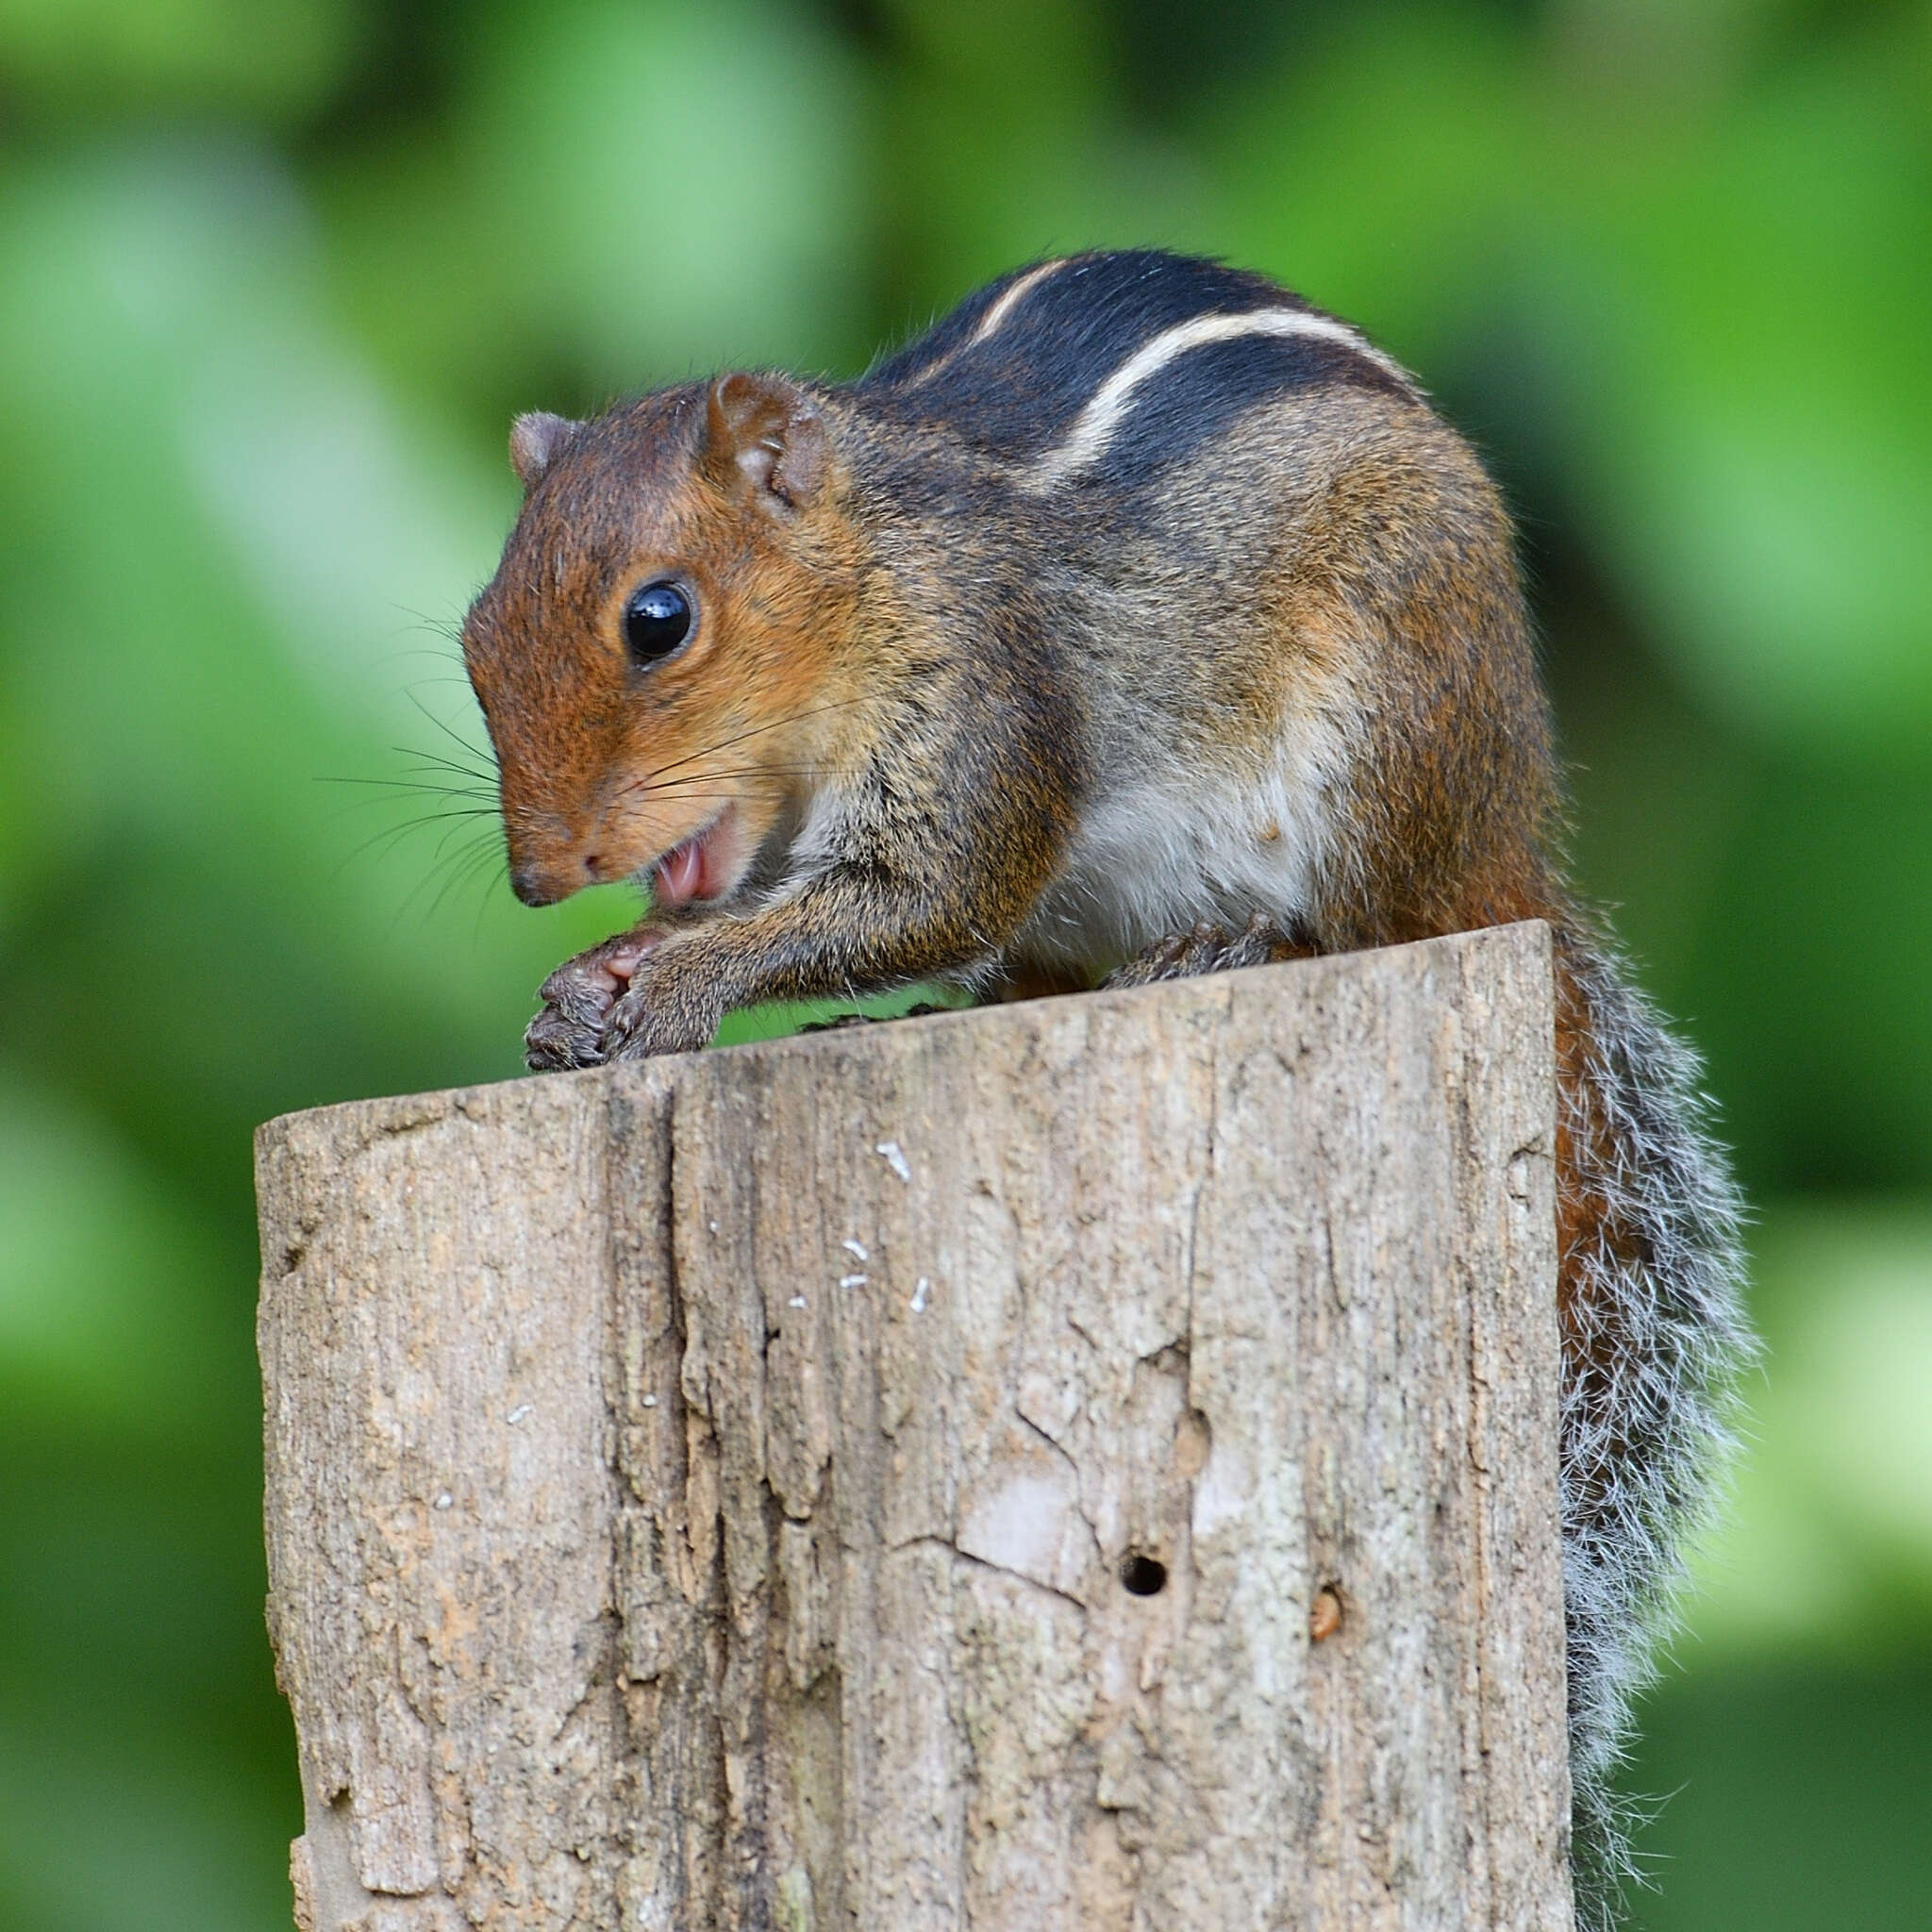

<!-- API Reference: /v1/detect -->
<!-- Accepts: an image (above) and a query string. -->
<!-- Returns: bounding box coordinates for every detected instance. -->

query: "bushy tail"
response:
[1551,923,1756,1929]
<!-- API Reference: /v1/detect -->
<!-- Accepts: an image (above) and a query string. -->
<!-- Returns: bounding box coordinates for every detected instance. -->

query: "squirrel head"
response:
[461,374,856,910]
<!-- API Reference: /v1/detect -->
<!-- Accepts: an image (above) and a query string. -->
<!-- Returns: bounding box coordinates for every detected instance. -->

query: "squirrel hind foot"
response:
[1101,911,1314,989]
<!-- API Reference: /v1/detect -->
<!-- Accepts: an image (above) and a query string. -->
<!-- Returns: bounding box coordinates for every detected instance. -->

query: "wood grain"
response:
[258,922,1573,1930]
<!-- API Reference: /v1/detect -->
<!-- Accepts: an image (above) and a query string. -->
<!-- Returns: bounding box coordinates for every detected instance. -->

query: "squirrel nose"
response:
[509,863,557,908]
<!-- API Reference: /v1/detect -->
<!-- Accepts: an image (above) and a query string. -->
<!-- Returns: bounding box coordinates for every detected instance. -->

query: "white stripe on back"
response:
[908,258,1069,387]
[1023,307,1415,488]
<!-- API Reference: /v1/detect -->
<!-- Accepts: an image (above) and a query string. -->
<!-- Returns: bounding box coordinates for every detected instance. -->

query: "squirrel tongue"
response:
[652,808,739,908]
[654,834,707,908]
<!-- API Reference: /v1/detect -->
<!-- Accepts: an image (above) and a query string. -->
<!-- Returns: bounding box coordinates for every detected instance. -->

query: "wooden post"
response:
[257,922,1573,1931]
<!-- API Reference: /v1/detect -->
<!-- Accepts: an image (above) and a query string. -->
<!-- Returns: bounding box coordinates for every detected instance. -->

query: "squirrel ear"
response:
[508,411,577,491]
[703,373,825,511]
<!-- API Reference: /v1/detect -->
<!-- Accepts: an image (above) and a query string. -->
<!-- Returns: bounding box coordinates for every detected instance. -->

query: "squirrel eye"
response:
[623,580,692,666]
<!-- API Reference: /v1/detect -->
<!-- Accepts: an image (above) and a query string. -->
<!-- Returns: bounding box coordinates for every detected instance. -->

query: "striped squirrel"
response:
[459,249,1751,1926]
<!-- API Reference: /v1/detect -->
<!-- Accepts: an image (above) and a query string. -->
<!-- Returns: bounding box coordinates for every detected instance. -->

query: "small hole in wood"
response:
[1310,1586,1343,1642]
[1120,1553,1168,1596]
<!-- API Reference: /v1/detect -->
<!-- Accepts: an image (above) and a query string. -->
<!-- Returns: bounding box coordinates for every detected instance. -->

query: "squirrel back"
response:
[851,251,1566,981]
[462,250,1753,1927]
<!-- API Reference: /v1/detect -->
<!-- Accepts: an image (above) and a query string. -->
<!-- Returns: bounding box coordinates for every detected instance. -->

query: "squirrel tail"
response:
[1552,921,1756,1929]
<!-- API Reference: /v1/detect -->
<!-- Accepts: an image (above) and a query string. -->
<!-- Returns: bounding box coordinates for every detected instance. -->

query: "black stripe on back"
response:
[853,249,1398,469]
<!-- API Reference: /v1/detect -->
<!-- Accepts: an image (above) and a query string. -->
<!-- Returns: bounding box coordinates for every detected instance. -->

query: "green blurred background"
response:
[1,0,1928,1925]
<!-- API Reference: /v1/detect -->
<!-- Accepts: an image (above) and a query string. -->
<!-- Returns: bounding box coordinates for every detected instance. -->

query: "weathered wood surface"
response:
[257,921,1573,1931]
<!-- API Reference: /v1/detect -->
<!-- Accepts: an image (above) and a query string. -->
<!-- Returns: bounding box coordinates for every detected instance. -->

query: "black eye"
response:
[623,580,692,666]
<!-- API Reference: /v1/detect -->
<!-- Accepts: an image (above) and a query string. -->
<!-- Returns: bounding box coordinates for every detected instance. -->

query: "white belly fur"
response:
[1009,702,1354,975]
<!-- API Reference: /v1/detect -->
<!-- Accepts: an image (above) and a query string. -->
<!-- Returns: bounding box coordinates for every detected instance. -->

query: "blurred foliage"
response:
[0,1,1928,1925]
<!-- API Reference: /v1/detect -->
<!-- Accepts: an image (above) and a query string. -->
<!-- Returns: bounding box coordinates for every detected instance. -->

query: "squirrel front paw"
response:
[525,928,664,1071]
[599,958,724,1061]
[1102,912,1311,990]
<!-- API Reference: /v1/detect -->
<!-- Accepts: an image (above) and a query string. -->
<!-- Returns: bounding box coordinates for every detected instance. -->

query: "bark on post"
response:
[257,922,1574,1931]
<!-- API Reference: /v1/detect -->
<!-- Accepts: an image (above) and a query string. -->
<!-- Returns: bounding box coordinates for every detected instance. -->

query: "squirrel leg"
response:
[543,858,1025,1064]
[1101,910,1314,989]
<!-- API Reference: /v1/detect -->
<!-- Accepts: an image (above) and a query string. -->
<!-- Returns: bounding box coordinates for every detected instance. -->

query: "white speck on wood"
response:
[842,1238,870,1261]
[909,1275,930,1313]
[840,1274,869,1290]
[874,1140,911,1182]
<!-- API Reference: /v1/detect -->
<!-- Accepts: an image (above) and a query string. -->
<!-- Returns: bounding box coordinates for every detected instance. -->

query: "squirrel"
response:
[458,249,1751,1928]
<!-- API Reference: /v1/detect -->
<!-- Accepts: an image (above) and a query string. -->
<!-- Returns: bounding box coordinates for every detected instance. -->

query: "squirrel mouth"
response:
[651,808,738,909]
